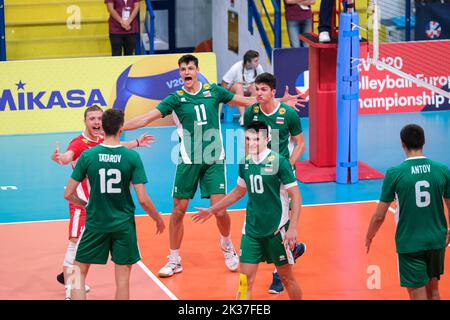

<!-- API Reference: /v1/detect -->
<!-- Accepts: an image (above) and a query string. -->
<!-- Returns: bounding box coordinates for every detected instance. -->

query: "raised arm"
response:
[51,143,74,165]
[121,133,155,149]
[134,184,165,234]
[192,185,247,223]
[123,109,163,131]
[365,201,391,253]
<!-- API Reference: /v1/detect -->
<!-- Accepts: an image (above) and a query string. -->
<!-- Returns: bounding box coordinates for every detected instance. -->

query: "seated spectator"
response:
[221,50,264,125]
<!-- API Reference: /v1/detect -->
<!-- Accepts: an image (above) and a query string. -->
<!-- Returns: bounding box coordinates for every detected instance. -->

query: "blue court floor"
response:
[1,111,449,223]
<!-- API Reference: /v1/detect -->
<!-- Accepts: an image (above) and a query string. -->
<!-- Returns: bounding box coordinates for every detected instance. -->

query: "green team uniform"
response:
[243,102,302,160]
[237,149,298,266]
[157,83,234,198]
[71,144,148,265]
[380,156,450,287]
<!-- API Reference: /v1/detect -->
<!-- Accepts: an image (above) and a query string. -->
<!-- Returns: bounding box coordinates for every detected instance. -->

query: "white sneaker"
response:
[319,31,331,43]
[85,285,91,293]
[221,240,239,272]
[158,256,183,278]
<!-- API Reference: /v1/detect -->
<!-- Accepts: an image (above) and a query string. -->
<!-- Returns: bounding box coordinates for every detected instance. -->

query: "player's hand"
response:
[365,237,372,254]
[137,133,155,148]
[155,215,165,235]
[283,228,297,251]
[280,86,306,111]
[51,143,63,165]
[192,207,213,223]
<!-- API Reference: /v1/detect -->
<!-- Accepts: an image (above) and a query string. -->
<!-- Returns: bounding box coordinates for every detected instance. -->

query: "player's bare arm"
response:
[64,178,87,207]
[193,185,247,223]
[289,133,306,168]
[121,133,155,149]
[285,186,301,250]
[445,198,450,246]
[51,143,75,165]
[229,85,306,109]
[134,184,165,234]
[365,201,391,253]
[123,109,163,131]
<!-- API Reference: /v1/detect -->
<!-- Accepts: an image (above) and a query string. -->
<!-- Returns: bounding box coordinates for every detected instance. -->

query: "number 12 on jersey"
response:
[99,168,122,194]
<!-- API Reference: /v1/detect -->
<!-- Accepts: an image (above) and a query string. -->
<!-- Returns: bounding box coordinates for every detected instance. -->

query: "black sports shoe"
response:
[57,272,65,285]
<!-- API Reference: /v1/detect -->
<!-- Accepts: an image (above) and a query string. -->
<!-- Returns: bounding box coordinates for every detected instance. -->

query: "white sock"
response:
[169,249,179,260]
[64,285,71,300]
[221,236,232,248]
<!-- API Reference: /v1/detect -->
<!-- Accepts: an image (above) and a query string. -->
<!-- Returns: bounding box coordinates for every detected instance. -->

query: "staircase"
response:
[4,0,113,60]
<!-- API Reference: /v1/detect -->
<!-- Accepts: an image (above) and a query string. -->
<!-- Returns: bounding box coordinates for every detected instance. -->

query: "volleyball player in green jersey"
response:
[366,124,450,300]
[123,54,304,278]
[244,72,306,293]
[243,72,305,166]
[193,121,303,300]
[64,109,165,300]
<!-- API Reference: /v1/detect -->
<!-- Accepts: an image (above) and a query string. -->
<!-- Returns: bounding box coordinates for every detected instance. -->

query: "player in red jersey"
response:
[51,105,154,299]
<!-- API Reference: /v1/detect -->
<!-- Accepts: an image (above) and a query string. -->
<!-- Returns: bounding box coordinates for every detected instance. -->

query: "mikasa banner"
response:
[0,53,217,135]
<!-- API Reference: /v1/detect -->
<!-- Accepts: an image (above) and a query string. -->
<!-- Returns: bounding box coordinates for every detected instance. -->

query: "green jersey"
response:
[243,102,302,160]
[157,83,234,164]
[237,149,298,238]
[71,144,148,233]
[380,156,450,253]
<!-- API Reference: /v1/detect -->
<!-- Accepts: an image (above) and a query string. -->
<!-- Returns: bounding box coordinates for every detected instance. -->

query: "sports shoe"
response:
[158,256,183,278]
[268,243,306,294]
[268,272,284,294]
[319,31,331,43]
[58,272,91,292]
[293,242,306,260]
[221,240,239,271]
[57,272,65,285]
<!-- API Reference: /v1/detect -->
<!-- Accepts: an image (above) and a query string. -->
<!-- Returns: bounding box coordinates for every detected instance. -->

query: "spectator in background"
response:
[284,0,315,48]
[221,50,264,126]
[105,0,140,56]
[318,0,333,42]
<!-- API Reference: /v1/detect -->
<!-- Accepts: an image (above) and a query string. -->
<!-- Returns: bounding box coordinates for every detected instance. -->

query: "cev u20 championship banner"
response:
[0,53,217,135]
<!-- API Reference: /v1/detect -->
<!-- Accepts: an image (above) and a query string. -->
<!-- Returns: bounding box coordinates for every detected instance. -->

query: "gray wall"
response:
[212,0,272,83]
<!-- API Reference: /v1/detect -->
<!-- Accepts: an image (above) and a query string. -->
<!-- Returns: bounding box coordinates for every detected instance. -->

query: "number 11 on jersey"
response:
[194,104,208,126]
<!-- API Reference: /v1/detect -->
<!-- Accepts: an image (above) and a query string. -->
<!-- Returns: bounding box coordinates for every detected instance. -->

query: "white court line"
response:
[136,261,178,300]
[0,199,380,225]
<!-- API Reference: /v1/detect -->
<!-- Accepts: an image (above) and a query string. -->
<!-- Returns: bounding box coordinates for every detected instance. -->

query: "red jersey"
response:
[67,133,104,207]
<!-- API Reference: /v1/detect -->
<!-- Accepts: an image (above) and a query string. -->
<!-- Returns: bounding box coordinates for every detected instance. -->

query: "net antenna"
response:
[366,0,450,99]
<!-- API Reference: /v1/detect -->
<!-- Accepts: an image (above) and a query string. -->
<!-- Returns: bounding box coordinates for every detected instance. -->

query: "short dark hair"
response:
[178,54,199,68]
[245,120,269,139]
[102,109,124,136]
[243,50,259,64]
[84,105,103,119]
[255,72,276,90]
[400,124,425,150]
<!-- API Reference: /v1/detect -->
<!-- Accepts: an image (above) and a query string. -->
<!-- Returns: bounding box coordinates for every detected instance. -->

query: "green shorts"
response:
[172,161,226,199]
[75,222,141,266]
[398,248,445,288]
[239,224,294,267]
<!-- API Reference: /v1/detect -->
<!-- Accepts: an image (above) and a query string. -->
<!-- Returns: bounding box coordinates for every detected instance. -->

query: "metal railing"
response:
[247,0,281,62]
[0,0,6,61]
[143,0,155,54]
